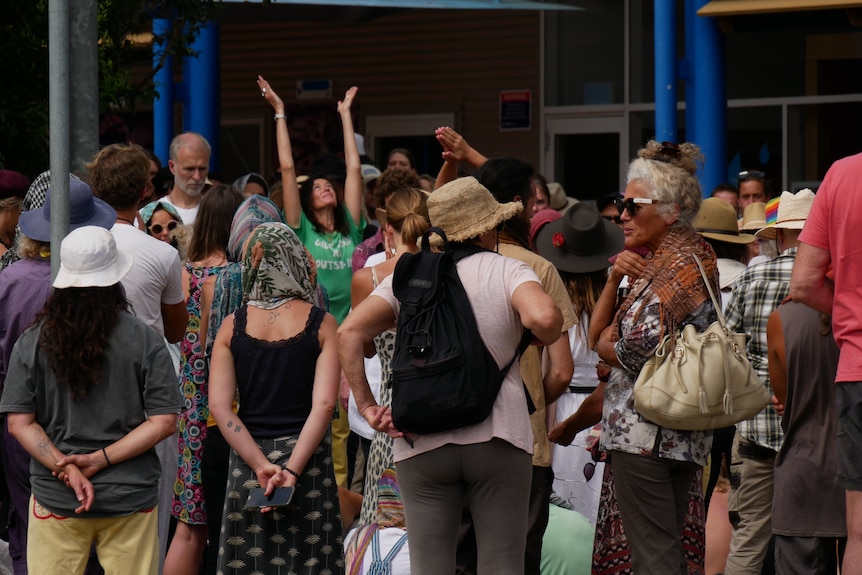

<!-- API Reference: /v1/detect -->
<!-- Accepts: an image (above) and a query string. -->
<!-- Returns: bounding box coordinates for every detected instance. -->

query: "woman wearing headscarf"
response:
[588,141,718,575]
[209,223,343,575]
[198,194,285,574]
[139,199,184,245]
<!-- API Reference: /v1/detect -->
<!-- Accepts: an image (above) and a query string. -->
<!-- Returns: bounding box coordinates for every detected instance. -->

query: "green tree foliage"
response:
[0,0,216,178]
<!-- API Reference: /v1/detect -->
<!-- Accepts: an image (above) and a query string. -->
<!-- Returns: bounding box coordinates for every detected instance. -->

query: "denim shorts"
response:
[836,381,862,491]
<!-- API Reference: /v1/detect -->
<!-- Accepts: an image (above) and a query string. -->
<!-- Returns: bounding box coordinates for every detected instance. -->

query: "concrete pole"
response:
[48,0,70,279]
[69,0,99,175]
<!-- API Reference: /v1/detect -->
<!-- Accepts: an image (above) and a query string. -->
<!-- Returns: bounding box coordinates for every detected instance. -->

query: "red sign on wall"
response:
[500,90,531,131]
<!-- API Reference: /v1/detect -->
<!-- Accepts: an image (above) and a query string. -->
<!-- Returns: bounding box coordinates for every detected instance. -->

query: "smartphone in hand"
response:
[243,486,295,511]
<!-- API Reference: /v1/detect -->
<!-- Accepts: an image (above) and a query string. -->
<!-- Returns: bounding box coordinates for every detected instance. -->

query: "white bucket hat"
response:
[53,226,133,289]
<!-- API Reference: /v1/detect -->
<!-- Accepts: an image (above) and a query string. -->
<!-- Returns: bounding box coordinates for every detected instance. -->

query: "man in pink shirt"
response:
[791,151,862,575]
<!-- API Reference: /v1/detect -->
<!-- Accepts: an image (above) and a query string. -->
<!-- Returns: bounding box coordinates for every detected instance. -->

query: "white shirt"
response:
[159,196,199,226]
[111,224,184,337]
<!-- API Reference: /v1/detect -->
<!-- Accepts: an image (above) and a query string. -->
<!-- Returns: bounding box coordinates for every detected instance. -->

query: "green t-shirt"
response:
[292,207,365,324]
[541,504,594,575]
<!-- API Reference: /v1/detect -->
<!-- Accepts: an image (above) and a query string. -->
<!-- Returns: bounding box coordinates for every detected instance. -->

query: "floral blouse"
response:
[600,290,714,466]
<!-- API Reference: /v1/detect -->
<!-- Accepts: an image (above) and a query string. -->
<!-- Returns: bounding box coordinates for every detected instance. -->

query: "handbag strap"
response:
[690,253,725,328]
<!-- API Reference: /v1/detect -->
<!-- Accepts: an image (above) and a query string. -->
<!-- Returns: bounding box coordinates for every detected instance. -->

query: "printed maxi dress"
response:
[173,262,226,524]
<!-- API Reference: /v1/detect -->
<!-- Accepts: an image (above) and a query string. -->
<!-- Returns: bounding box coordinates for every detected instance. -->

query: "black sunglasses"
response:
[149,221,178,235]
[613,197,660,218]
[738,170,765,182]
[602,214,623,225]
[584,461,596,482]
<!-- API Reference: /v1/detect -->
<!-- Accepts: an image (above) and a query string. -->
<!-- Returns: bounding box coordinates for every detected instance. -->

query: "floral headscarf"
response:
[242,223,319,309]
[227,195,283,262]
[139,199,183,229]
[205,197,286,354]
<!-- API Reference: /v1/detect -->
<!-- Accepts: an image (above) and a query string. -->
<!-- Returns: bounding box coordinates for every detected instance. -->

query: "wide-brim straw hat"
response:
[755,189,815,240]
[695,197,756,245]
[535,202,624,273]
[739,201,767,232]
[53,226,133,289]
[426,177,522,245]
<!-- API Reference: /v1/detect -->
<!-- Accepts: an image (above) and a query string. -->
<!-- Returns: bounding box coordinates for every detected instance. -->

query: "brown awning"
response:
[698,0,862,17]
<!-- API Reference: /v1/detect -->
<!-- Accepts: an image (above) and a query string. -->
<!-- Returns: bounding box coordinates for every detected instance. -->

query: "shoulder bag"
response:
[632,253,771,431]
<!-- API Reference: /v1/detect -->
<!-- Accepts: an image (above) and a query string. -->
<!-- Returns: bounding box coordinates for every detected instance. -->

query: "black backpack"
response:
[389,227,532,435]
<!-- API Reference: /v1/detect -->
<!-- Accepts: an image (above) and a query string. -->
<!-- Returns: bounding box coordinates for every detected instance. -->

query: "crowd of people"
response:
[0,76,857,575]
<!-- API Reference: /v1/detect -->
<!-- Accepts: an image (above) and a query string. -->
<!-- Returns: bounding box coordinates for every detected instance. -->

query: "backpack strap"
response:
[368,530,409,575]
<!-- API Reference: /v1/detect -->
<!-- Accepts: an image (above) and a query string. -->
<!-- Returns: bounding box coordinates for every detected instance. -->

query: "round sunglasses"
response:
[148,220,178,235]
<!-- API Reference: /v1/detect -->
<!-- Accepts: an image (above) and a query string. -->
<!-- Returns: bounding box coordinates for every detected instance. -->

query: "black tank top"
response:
[230,304,325,437]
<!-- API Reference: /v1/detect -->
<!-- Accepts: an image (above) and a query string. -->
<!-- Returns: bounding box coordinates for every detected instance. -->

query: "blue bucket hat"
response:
[18,178,117,242]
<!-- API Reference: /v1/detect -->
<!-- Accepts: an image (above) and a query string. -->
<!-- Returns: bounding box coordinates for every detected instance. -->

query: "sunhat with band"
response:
[18,178,116,242]
[535,202,624,273]
[739,202,767,233]
[425,176,522,245]
[53,226,133,289]
[694,198,756,245]
[754,189,815,240]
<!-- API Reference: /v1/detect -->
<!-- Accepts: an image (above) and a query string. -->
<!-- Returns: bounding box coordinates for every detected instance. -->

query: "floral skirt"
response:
[217,432,345,575]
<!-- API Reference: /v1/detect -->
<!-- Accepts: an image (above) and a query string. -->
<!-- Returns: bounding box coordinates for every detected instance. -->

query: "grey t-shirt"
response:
[0,312,183,517]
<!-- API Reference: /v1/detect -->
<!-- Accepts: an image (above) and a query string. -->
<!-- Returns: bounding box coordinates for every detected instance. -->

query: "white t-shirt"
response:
[159,196,199,226]
[348,251,388,441]
[112,224,184,337]
[370,250,540,462]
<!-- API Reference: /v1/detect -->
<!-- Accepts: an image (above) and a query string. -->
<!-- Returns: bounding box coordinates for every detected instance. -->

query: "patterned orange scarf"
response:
[614,225,718,342]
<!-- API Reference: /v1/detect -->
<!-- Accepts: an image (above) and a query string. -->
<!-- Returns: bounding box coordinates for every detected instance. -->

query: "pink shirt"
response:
[370,251,540,462]
[799,152,862,382]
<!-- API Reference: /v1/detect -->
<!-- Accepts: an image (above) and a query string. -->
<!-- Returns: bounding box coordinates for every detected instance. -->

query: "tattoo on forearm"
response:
[227,420,242,433]
[35,429,52,458]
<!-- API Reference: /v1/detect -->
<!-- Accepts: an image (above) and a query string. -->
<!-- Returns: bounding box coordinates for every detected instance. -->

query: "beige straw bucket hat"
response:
[425,177,522,245]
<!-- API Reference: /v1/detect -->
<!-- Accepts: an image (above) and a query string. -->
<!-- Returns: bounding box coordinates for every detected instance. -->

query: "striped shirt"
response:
[724,247,798,452]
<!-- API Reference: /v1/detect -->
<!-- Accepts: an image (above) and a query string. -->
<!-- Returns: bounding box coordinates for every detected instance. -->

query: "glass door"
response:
[543,115,628,202]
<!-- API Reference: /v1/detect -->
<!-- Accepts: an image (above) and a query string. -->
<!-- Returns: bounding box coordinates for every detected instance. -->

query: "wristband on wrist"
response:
[102,447,112,467]
[285,466,300,479]
[274,114,286,121]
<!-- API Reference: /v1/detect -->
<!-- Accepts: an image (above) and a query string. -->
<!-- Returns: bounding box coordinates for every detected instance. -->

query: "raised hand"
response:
[257,75,285,115]
[337,86,358,114]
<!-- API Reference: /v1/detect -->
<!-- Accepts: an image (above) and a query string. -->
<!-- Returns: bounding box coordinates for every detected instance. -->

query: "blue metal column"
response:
[153,18,174,166]
[184,22,220,171]
[654,0,677,143]
[689,0,726,195]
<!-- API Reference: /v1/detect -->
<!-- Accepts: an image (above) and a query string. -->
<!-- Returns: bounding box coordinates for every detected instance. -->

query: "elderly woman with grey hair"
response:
[587,140,719,575]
